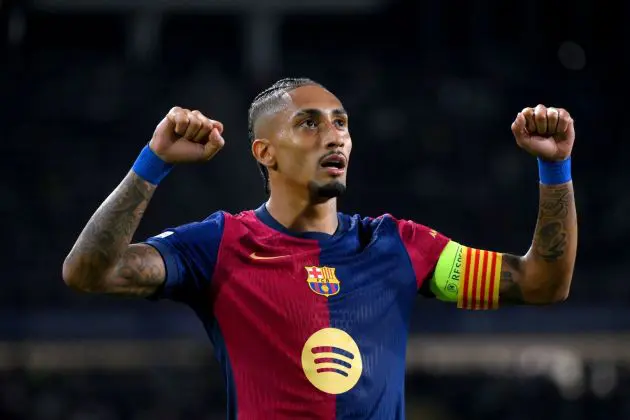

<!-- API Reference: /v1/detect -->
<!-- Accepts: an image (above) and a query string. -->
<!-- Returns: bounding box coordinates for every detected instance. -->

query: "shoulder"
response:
[385,215,444,240]
[342,212,448,243]
[147,211,228,246]
[179,208,258,232]
[194,209,266,238]
[180,210,227,234]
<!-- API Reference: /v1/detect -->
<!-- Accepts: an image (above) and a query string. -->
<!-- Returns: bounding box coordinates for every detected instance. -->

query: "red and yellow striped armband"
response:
[429,241,502,310]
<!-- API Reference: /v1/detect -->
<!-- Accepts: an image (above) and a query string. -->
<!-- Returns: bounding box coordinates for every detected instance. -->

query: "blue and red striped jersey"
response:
[145,204,449,420]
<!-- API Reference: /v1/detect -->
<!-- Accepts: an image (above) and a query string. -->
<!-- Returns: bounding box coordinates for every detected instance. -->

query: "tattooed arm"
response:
[427,106,577,308]
[62,107,225,298]
[62,172,165,297]
[428,182,576,308]
[500,105,578,305]
[500,182,577,304]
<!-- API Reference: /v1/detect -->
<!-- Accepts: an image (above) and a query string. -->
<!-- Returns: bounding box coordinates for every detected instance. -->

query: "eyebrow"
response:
[293,108,348,119]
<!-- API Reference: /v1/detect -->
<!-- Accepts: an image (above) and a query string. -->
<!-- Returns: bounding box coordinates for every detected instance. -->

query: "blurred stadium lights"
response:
[4,334,630,371]
[28,0,388,76]
[1,335,625,410]
[0,334,625,400]
[590,362,618,398]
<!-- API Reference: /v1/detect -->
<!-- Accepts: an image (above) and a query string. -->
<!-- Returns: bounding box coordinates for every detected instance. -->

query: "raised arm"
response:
[428,105,577,308]
[62,107,225,297]
[498,105,577,304]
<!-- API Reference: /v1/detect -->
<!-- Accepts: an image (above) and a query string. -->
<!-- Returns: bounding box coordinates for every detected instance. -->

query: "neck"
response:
[266,184,338,235]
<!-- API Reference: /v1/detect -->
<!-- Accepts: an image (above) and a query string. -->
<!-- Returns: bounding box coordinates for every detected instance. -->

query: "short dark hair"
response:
[248,77,322,194]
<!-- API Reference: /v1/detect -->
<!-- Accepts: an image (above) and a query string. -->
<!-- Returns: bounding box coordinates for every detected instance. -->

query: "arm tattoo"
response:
[499,182,577,305]
[111,244,166,297]
[64,172,163,295]
[533,184,573,262]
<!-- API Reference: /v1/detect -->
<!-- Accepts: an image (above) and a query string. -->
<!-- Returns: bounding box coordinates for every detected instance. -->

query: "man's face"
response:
[256,85,352,199]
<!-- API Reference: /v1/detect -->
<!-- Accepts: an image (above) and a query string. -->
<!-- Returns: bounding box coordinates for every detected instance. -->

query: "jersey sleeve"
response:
[394,218,450,291]
[429,241,503,310]
[143,211,225,303]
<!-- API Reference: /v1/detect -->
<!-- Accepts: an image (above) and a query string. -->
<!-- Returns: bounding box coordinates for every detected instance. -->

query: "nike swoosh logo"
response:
[249,252,291,260]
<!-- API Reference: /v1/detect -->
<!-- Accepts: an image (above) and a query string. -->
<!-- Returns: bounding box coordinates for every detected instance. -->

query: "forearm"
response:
[63,171,156,289]
[522,181,577,301]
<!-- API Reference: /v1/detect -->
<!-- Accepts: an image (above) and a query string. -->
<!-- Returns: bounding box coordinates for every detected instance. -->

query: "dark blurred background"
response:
[2,0,629,418]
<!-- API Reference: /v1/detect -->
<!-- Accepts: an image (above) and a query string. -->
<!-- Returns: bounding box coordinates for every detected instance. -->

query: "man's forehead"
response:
[286,85,343,111]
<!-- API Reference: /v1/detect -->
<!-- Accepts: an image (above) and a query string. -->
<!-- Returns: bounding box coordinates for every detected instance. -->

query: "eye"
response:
[334,119,347,129]
[301,119,318,129]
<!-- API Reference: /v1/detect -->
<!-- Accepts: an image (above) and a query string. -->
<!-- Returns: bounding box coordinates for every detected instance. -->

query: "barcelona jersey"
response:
[145,204,449,420]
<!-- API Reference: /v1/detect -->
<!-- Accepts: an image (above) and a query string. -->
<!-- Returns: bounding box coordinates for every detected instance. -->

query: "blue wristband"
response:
[132,145,174,185]
[538,157,571,185]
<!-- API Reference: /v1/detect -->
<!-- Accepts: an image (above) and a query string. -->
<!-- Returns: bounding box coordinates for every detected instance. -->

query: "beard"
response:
[308,180,347,201]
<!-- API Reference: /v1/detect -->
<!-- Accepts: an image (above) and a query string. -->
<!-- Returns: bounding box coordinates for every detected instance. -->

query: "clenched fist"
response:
[149,107,225,163]
[511,104,575,162]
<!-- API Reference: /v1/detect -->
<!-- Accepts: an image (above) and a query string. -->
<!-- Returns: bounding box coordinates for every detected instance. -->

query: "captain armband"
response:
[430,241,502,310]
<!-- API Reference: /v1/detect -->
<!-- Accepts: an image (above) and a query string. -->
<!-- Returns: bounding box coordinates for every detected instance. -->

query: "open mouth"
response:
[319,154,347,170]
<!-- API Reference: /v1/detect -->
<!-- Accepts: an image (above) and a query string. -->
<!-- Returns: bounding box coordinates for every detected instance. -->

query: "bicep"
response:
[500,253,559,305]
[107,244,166,297]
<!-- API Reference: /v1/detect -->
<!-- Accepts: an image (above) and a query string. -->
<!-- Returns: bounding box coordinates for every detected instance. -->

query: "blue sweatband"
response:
[132,145,174,185]
[538,157,571,185]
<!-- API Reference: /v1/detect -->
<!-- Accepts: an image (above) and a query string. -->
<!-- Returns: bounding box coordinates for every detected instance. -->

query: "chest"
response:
[209,229,417,322]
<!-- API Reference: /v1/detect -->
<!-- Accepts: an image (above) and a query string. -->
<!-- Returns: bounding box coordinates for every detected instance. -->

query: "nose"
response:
[326,137,344,149]
[323,124,344,149]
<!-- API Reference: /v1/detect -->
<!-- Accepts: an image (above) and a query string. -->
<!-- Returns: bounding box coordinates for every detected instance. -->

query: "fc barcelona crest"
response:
[305,266,341,297]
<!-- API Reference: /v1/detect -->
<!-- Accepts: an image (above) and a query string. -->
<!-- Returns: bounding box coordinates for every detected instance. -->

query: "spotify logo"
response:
[301,328,363,394]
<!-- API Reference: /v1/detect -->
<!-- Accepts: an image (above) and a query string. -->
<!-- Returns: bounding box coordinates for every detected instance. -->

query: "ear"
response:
[252,138,276,169]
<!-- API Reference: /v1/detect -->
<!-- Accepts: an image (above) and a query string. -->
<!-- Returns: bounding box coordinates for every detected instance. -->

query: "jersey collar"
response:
[254,203,348,241]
